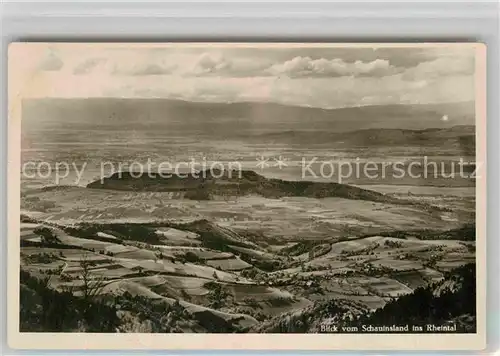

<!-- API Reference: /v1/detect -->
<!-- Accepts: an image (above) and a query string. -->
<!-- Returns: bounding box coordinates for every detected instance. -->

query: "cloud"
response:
[38,50,63,71]
[67,49,470,81]
[179,54,400,79]
[20,44,477,108]
[266,56,399,78]
[129,63,177,76]
[402,56,474,81]
[112,61,177,76]
[73,58,106,75]
[190,53,231,75]
[185,52,270,77]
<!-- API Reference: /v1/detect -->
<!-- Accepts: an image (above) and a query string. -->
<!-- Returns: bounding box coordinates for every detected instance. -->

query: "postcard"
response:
[8,42,486,350]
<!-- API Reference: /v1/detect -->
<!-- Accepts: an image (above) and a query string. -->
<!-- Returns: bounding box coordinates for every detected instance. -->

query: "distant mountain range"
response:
[23,98,475,134]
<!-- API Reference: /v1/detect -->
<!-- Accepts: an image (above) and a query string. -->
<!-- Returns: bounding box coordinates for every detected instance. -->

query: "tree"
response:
[155,251,164,261]
[34,227,60,244]
[206,283,229,309]
[20,270,119,332]
[79,254,106,303]
[183,251,202,263]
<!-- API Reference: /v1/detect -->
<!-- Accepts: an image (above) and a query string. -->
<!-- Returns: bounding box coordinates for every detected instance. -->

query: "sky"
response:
[10,43,477,109]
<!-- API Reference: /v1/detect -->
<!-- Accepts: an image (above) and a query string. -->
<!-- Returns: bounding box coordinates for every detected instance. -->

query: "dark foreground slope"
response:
[19,270,253,333]
[87,170,418,206]
[354,263,476,331]
[253,263,476,333]
[20,259,475,333]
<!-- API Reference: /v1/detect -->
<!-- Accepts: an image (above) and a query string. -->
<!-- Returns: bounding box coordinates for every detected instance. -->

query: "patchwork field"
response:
[20,182,475,328]
[22,186,468,241]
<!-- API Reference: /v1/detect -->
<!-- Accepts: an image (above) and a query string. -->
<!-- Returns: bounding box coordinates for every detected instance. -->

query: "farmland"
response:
[20,178,476,332]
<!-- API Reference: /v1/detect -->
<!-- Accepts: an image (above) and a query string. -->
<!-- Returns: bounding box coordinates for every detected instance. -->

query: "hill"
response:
[86,170,416,206]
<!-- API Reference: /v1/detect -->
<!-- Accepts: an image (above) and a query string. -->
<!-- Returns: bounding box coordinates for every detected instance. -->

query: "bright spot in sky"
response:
[441,115,449,122]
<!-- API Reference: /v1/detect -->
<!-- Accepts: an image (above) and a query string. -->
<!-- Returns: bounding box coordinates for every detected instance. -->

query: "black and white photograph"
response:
[8,43,486,349]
